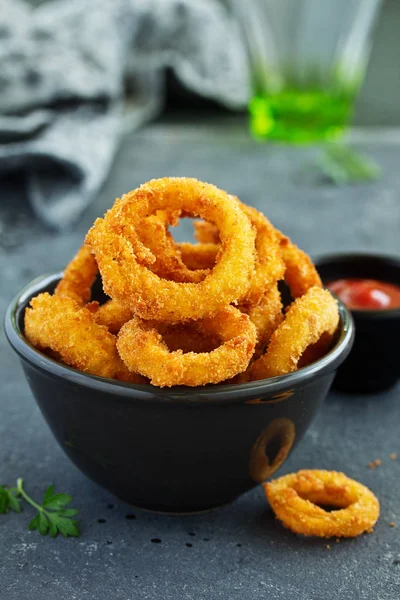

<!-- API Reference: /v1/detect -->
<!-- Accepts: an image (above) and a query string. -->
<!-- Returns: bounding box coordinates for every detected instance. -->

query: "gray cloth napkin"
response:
[0,0,248,228]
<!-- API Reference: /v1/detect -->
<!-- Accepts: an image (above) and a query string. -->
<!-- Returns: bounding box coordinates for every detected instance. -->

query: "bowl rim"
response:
[315,251,400,319]
[4,272,354,404]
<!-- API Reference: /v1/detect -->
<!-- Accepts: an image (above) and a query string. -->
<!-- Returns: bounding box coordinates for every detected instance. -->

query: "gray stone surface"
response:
[1,117,400,599]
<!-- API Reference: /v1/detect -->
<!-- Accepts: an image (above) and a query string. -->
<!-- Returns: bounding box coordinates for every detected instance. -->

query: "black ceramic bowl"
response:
[315,253,400,394]
[5,273,354,513]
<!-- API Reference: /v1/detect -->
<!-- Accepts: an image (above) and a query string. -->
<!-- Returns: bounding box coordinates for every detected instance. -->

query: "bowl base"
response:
[115,496,237,516]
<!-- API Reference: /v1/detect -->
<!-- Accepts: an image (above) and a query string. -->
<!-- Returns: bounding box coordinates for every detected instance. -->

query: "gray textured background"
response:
[354,0,400,126]
[24,0,400,125]
[1,117,400,599]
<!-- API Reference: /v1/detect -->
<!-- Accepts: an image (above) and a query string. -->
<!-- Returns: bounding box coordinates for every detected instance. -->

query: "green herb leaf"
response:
[0,486,10,513]
[0,486,21,514]
[49,520,58,538]
[37,486,80,537]
[38,512,49,536]
[56,508,79,517]
[43,485,55,505]
[8,492,22,513]
[42,493,73,510]
[28,514,41,531]
[46,514,80,538]
[2,479,80,538]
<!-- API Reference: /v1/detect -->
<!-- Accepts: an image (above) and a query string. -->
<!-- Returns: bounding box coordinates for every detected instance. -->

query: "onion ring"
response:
[264,470,380,538]
[279,234,322,298]
[117,306,257,387]
[194,200,285,306]
[297,332,336,369]
[85,178,256,322]
[194,220,219,244]
[156,322,221,354]
[24,293,144,383]
[136,212,209,283]
[55,246,134,336]
[238,202,285,306]
[195,214,321,301]
[87,299,133,334]
[248,287,339,381]
[177,242,218,271]
[243,285,283,357]
[54,245,97,307]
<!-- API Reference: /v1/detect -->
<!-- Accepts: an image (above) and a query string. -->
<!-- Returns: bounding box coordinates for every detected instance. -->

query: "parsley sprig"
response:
[0,479,79,537]
[0,484,21,513]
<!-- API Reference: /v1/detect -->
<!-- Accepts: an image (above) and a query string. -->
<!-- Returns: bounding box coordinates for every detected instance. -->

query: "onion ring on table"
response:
[24,293,144,383]
[117,306,257,387]
[85,178,256,322]
[87,299,133,334]
[278,234,322,298]
[54,245,98,307]
[264,470,380,538]
[248,287,339,381]
[177,242,218,271]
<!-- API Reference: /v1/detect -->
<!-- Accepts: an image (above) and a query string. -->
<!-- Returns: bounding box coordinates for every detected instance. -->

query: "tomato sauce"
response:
[327,278,400,310]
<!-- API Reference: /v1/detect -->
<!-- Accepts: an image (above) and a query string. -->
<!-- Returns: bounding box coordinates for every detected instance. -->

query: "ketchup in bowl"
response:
[327,279,400,310]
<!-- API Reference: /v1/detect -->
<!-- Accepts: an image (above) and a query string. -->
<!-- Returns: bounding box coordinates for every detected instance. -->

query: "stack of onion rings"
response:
[85,178,256,323]
[25,176,339,387]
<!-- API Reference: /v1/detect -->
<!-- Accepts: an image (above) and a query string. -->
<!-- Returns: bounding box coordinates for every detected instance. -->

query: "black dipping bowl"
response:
[316,253,400,394]
[5,273,353,513]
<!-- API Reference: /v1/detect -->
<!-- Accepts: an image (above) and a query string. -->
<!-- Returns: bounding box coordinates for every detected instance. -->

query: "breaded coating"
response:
[117,306,257,387]
[265,470,380,538]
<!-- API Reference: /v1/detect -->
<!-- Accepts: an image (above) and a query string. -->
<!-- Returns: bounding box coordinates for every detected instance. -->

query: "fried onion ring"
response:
[87,299,133,334]
[238,202,285,306]
[54,245,98,307]
[243,285,283,357]
[297,332,336,369]
[177,242,218,271]
[117,306,257,387]
[24,293,137,380]
[194,201,285,306]
[157,322,220,354]
[194,220,219,244]
[86,178,256,322]
[136,213,209,283]
[248,287,339,381]
[279,234,322,298]
[264,470,380,538]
